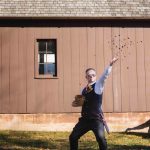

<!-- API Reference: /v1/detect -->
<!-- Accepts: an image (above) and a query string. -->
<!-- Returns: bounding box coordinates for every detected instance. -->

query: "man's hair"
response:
[85,68,96,74]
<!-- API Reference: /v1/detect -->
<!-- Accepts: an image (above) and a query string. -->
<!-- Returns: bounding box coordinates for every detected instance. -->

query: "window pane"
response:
[47,63,55,76]
[47,40,56,53]
[39,64,55,76]
[47,54,55,63]
[38,54,56,63]
[39,64,45,74]
[38,54,44,63]
[39,41,46,52]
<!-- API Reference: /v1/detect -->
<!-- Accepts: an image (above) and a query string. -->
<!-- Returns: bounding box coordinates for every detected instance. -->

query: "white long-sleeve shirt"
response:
[82,66,112,95]
[94,66,112,95]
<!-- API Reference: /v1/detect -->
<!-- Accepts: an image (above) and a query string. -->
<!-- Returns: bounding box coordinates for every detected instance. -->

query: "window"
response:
[35,39,57,78]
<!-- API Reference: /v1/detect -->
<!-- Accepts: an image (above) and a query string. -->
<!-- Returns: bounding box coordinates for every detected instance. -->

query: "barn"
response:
[0,0,150,132]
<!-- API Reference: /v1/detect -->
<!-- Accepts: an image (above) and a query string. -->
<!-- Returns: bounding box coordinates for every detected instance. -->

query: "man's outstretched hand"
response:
[110,57,119,66]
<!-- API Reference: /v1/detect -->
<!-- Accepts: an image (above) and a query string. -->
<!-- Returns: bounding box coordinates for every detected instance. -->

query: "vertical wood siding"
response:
[0,25,150,113]
[144,28,150,111]
[1,28,10,113]
[0,29,1,112]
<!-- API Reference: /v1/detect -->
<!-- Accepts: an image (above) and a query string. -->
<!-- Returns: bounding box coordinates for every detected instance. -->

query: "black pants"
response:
[69,118,107,150]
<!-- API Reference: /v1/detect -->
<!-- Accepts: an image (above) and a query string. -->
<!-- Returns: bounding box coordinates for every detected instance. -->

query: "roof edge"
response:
[0,16,148,20]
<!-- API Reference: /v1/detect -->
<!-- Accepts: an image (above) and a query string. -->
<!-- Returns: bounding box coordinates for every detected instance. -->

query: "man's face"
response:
[86,70,96,84]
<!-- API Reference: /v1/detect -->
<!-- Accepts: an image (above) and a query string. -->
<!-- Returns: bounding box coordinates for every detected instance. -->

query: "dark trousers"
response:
[69,118,107,150]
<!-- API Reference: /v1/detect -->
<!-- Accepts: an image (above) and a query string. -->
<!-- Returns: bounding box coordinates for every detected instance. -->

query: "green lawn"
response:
[0,131,149,150]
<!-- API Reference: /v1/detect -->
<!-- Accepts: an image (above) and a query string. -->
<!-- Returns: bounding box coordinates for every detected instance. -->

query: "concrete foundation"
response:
[0,112,149,132]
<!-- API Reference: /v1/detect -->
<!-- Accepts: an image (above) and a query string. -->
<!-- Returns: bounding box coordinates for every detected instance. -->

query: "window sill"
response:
[34,75,59,79]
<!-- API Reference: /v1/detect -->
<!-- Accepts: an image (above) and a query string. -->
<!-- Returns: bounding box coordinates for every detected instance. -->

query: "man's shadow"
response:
[125,119,150,139]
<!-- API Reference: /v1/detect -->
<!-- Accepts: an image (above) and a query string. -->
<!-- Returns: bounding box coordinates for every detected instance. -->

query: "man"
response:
[69,57,118,150]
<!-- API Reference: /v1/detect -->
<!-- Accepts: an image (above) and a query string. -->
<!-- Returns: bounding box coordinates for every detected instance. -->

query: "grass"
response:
[0,131,149,150]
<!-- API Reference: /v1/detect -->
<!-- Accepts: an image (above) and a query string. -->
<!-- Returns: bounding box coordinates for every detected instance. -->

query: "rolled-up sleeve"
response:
[95,66,112,95]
